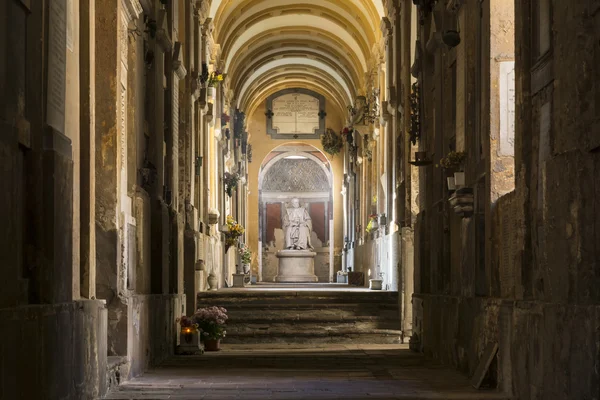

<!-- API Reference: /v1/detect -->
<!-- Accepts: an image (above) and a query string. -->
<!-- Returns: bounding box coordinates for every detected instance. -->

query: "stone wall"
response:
[129,294,184,378]
[413,0,600,398]
[0,301,107,400]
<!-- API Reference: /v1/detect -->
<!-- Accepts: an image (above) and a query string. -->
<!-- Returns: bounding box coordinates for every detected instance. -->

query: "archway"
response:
[257,143,334,282]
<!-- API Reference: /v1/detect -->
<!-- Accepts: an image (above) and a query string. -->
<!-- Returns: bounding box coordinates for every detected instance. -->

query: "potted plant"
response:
[207,70,223,100]
[341,127,354,145]
[223,171,239,197]
[365,214,379,235]
[439,151,467,187]
[208,207,220,225]
[176,315,203,354]
[224,215,244,252]
[221,113,230,126]
[238,244,252,274]
[193,306,228,351]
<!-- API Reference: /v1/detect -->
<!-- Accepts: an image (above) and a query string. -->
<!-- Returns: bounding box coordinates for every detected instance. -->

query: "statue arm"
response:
[304,209,312,232]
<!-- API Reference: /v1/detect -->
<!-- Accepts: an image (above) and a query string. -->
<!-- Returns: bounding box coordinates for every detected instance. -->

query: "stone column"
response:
[148,7,172,294]
[381,16,395,229]
[182,0,204,315]
[80,0,96,299]
[94,0,141,355]
[164,0,185,296]
[42,0,74,304]
[0,0,46,307]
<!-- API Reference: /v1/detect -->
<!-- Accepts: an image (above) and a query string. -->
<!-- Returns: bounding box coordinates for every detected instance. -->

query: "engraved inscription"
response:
[120,82,127,168]
[499,61,515,156]
[272,93,320,135]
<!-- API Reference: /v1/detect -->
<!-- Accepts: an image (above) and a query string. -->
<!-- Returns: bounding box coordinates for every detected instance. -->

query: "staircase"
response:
[196,289,403,344]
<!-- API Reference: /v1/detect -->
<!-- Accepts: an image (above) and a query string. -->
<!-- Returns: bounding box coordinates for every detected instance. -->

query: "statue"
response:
[349,96,367,126]
[283,198,314,250]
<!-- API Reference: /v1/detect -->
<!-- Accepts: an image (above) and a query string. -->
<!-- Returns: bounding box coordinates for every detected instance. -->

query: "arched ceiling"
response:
[208,0,385,116]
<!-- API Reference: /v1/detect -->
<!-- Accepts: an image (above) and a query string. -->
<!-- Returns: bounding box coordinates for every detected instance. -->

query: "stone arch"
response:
[257,143,334,282]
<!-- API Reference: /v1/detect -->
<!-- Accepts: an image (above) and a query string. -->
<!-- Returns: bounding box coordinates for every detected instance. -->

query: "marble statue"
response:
[283,198,314,250]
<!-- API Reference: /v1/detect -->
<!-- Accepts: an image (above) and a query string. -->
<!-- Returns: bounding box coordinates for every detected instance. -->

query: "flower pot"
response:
[447,176,456,190]
[204,338,221,351]
[207,86,216,101]
[207,273,218,291]
[414,151,428,162]
[369,279,383,290]
[243,263,251,274]
[454,171,465,187]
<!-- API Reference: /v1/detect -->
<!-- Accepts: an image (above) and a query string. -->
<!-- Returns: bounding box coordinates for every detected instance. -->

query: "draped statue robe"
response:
[283,205,314,250]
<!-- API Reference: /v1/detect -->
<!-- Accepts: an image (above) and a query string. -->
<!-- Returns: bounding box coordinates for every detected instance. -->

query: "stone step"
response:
[227,320,400,334]
[226,308,399,322]
[202,303,399,311]
[196,289,403,345]
[197,291,399,307]
[224,329,403,344]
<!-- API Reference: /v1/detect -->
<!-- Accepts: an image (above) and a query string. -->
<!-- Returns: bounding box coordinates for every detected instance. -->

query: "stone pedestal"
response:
[177,332,204,355]
[232,273,251,287]
[369,279,383,290]
[275,250,318,282]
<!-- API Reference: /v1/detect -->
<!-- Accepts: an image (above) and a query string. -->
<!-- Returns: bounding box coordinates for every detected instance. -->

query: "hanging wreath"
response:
[320,128,343,157]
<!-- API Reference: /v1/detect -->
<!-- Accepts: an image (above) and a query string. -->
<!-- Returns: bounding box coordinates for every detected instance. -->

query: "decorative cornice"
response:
[383,0,401,21]
[202,18,214,37]
[411,40,423,78]
[194,0,211,23]
[138,0,152,15]
[210,43,222,66]
[380,17,393,37]
[156,10,173,52]
[121,0,143,22]
[173,42,188,80]
[381,101,392,123]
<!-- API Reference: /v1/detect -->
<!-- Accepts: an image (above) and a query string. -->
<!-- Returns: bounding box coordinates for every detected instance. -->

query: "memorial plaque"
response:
[272,93,320,135]
[66,0,73,51]
[127,222,137,289]
[266,89,325,139]
[499,61,515,156]
[47,0,67,133]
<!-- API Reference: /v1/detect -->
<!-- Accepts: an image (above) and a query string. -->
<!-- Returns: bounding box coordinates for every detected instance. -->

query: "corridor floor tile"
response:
[105,344,511,400]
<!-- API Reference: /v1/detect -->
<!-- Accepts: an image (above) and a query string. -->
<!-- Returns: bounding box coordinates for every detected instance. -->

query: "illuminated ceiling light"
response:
[285,155,307,160]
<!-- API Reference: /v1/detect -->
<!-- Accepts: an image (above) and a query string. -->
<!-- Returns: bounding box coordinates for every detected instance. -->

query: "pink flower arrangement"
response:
[193,306,228,340]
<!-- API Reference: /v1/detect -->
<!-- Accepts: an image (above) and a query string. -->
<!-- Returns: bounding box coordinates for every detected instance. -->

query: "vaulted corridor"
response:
[1,0,599,399]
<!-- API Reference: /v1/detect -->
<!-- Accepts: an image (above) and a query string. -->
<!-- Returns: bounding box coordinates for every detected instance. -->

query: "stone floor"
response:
[214,282,374,292]
[105,344,510,399]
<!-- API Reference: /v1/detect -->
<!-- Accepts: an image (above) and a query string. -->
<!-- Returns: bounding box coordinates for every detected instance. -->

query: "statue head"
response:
[291,198,300,208]
[354,96,367,109]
